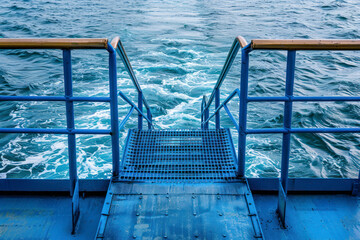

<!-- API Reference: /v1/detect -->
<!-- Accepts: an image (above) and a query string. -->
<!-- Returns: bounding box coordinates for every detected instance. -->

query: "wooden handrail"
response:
[110,36,120,49]
[251,39,360,50]
[0,38,109,49]
[236,36,248,48]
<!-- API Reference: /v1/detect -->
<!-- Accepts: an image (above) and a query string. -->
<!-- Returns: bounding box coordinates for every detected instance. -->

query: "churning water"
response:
[0,0,359,179]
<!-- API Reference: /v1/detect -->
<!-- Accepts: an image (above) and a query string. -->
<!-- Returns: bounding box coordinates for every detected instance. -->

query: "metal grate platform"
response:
[118,129,238,182]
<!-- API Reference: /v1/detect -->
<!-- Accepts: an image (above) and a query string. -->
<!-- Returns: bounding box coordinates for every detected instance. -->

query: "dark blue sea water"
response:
[0,0,359,179]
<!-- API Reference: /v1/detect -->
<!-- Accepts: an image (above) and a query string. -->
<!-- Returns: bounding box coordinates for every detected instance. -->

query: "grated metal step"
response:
[118,129,238,182]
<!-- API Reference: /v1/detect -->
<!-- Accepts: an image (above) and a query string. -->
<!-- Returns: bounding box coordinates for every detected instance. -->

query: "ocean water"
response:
[0,0,359,179]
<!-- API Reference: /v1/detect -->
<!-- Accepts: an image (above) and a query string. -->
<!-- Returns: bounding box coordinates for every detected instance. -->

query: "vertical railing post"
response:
[201,102,204,130]
[238,48,250,177]
[147,107,152,129]
[204,106,209,130]
[280,50,296,193]
[63,49,77,196]
[215,88,220,129]
[108,45,120,177]
[138,92,143,130]
[277,50,296,228]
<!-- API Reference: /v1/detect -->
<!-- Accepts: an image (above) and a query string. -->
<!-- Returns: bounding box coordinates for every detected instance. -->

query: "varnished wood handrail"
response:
[236,36,248,48]
[251,39,360,50]
[0,38,109,49]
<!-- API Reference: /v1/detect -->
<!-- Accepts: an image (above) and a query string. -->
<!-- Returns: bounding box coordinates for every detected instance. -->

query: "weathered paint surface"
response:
[0,193,104,240]
[97,182,263,239]
[254,193,360,240]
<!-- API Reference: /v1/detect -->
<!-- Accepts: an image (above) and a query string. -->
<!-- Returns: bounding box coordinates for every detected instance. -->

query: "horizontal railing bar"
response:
[251,39,360,50]
[0,38,109,49]
[247,96,288,102]
[0,96,111,102]
[118,91,153,127]
[248,96,360,102]
[247,128,360,134]
[0,128,111,134]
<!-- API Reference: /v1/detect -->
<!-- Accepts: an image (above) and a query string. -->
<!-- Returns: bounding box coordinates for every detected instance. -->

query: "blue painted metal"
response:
[118,107,135,131]
[0,128,111,134]
[238,47,251,177]
[0,37,155,236]
[199,38,360,231]
[119,129,238,182]
[254,193,360,239]
[201,95,209,129]
[107,43,121,177]
[202,89,240,125]
[246,127,360,134]
[118,91,153,127]
[1,177,359,193]
[1,36,360,239]
[98,182,263,239]
[63,49,78,198]
[63,49,80,233]
[244,180,264,238]
[202,38,242,113]
[95,180,113,239]
[352,170,360,195]
[215,88,220,129]
[224,104,240,132]
[280,50,296,195]
[277,179,287,228]
[138,91,143,130]
[0,96,111,102]
[113,38,152,128]
[0,193,104,240]
[248,96,360,102]
[147,107,152,129]
[72,179,80,234]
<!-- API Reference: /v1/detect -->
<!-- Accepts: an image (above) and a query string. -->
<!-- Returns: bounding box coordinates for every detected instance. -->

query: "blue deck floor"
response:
[253,193,360,240]
[0,193,104,240]
[0,191,359,239]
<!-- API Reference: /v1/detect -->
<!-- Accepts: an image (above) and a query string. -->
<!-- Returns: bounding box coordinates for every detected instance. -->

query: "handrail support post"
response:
[108,46,120,177]
[63,49,77,196]
[147,108,152,129]
[238,48,250,177]
[138,92,143,130]
[277,50,296,228]
[215,88,220,129]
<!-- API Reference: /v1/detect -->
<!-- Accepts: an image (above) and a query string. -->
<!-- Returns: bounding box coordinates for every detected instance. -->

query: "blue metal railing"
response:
[0,37,153,233]
[201,37,360,226]
[110,37,153,130]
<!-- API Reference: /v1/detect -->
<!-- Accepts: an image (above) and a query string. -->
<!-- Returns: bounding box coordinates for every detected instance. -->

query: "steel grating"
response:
[118,129,238,182]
